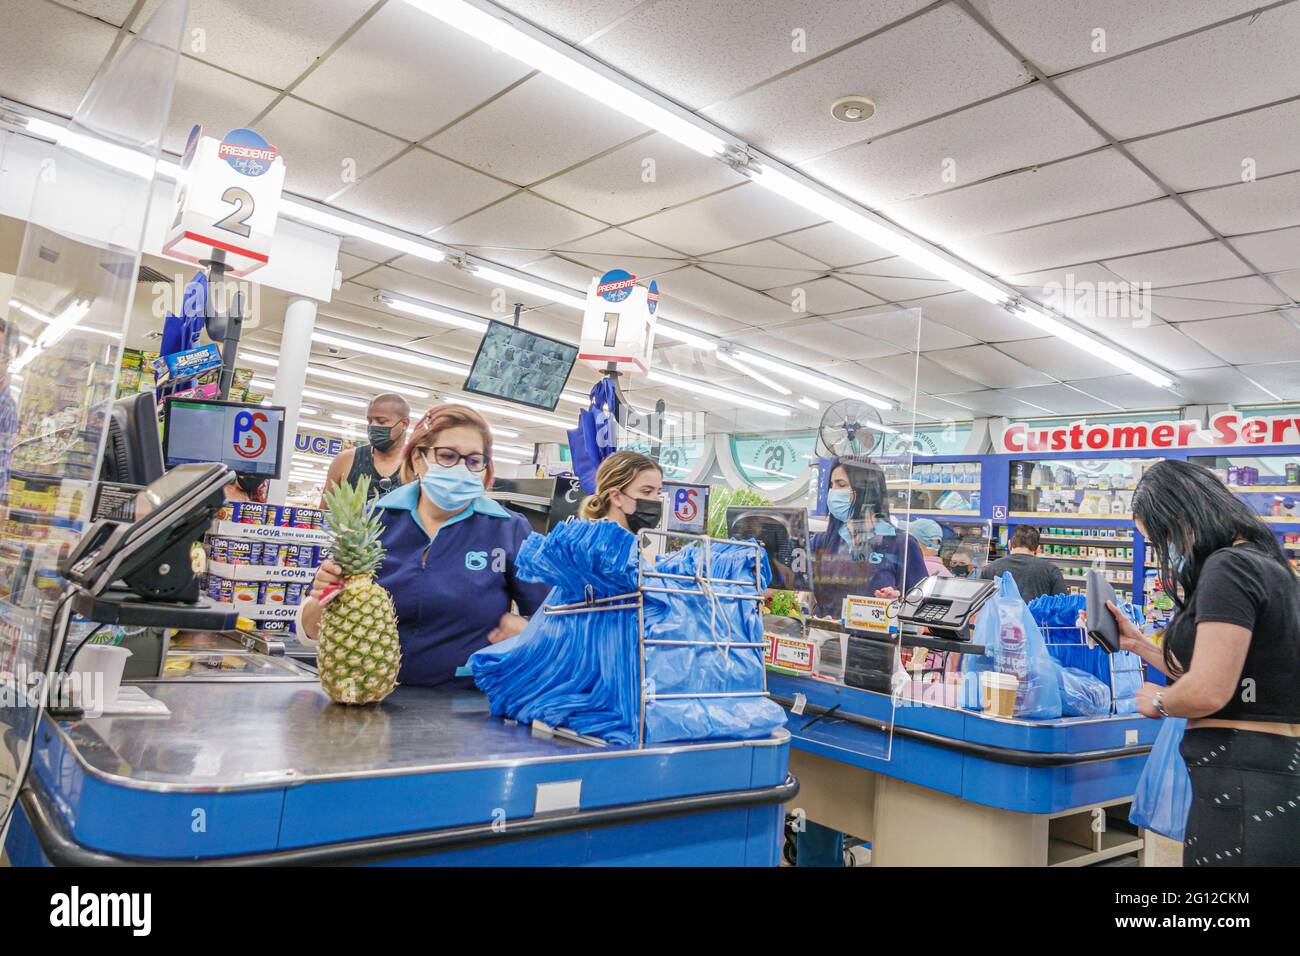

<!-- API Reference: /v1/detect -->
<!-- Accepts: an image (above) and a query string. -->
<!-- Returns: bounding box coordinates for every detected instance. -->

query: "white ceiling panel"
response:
[1149,276,1288,322]
[1003,262,1126,294]
[1053,3,1300,140]
[970,0,1266,75]
[657,266,801,326]
[841,269,957,303]
[1102,240,1250,287]
[255,96,404,201]
[797,84,1105,208]
[1063,373,1183,410]
[57,0,137,26]
[348,265,500,319]
[949,199,1212,277]
[1178,311,1300,365]
[654,295,749,337]
[138,0,378,89]
[293,2,532,141]
[702,4,1031,166]
[1007,383,1123,415]
[924,345,1054,389]
[763,277,883,315]
[431,191,604,251]
[336,252,380,281]
[1097,323,1224,371]
[898,292,1042,343]
[382,253,497,296]
[1236,361,1300,400]
[532,132,744,223]
[1228,226,1300,273]
[824,362,922,403]
[700,240,828,290]
[770,318,906,361]
[997,337,1126,381]
[1172,366,1280,404]
[0,2,117,117]
[729,330,836,369]
[426,74,646,186]
[164,55,278,153]
[833,311,979,353]
[1271,271,1300,301]
[884,148,1164,242]
[776,223,893,269]
[333,150,515,235]
[933,389,1060,418]
[492,0,644,44]
[524,254,608,289]
[1183,171,1300,237]
[1126,99,1300,193]
[623,184,823,257]
[583,0,929,110]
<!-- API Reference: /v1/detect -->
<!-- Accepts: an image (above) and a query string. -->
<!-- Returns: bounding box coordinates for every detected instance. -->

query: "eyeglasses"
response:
[421,446,490,473]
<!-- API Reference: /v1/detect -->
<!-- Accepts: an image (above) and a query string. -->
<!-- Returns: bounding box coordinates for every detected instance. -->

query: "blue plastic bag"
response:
[1028,593,1145,713]
[1129,717,1190,841]
[1057,666,1111,717]
[964,573,1062,719]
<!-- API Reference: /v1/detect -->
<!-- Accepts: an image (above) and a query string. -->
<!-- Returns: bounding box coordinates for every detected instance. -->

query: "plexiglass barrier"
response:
[0,0,187,838]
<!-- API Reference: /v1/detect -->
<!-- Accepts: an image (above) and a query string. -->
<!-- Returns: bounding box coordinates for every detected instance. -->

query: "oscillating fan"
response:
[818,399,887,457]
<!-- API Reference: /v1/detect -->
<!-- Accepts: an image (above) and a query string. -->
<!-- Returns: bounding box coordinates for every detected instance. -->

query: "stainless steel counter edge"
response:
[42,716,793,794]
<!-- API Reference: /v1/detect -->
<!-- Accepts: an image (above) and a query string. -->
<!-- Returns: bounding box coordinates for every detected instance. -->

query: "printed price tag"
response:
[844,594,896,634]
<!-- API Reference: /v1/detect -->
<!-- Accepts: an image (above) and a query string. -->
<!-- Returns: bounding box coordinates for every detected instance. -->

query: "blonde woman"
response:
[579,451,664,533]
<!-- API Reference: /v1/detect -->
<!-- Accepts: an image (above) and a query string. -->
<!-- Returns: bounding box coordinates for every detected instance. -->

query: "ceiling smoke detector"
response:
[830,96,875,123]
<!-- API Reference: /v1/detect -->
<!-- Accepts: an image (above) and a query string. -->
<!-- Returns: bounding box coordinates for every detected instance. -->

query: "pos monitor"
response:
[163,398,286,478]
[100,392,166,486]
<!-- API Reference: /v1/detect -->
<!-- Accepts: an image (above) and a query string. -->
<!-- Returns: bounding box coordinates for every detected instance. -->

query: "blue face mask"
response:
[874,518,896,538]
[826,489,853,521]
[420,462,484,511]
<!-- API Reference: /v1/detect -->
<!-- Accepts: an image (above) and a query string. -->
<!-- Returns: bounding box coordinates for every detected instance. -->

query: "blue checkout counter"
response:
[3,659,794,866]
[768,672,1160,866]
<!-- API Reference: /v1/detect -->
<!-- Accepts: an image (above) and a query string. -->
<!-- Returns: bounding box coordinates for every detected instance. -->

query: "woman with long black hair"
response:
[1107,459,1300,866]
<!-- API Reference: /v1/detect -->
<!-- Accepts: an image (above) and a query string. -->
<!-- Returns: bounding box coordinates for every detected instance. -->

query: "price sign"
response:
[844,594,897,634]
[663,480,709,534]
[163,125,286,276]
[578,268,657,375]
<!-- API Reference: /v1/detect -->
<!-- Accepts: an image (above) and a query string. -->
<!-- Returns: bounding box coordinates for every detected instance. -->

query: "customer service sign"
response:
[998,411,1300,453]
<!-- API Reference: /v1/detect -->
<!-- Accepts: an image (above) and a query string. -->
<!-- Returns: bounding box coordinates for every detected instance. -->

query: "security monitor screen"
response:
[164,399,285,478]
[463,320,578,412]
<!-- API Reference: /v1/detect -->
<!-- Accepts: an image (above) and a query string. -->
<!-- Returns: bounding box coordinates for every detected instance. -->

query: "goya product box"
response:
[210,537,229,563]
[227,539,254,565]
[230,502,269,524]
[284,583,304,607]
[263,583,286,606]
[232,582,260,606]
[290,507,325,528]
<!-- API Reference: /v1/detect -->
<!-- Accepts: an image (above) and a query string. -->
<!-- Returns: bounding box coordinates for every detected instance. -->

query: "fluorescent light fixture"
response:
[312,329,469,376]
[446,396,572,429]
[557,390,590,406]
[493,454,524,465]
[330,413,367,425]
[799,397,820,410]
[22,115,156,178]
[264,398,318,415]
[252,378,369,410]
[654,321,718,352]
[716,351,792,395]
[749,164,1011,306]
[467,265,587,311]
[379,293,489,333]
[306,365,428,399]
[494,443,534,458]
[298,419,364,437]
[13,299,90,372]
[1014,301,1176,389]
[490,425,521,439]
[282,199,447,264]
[647,370,792,417]
[729,351,893,413]
[405,0,727,157]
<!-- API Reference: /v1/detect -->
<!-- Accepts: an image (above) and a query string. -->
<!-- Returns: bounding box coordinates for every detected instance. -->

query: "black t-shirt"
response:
[1166,545,1300,722]
[978,552,1067,602]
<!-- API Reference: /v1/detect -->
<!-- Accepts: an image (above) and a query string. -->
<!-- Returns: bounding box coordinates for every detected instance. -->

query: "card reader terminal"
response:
[897,575,998,640]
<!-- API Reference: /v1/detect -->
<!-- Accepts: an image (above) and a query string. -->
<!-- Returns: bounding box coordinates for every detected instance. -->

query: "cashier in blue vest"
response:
[299,405,552,686]
[808,457,927,619]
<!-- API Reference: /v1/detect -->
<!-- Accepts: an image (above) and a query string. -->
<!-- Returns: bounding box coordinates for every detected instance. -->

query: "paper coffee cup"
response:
[980,671,1019,717]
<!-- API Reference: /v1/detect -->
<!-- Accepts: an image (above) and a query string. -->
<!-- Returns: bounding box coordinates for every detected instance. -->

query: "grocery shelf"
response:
[900,508,980,517]
[1039,533,1135,543]
[1043,555,1132,563]
[1010,512,1134,521]
[207,561,317,582]
[1225,485,1300,493]
[209,520,330,544]
[886,481,978,491]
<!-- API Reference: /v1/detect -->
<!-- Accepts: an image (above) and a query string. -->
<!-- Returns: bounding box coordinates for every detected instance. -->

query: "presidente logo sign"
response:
[999,411,1300,453]
[596,269,637,302]
[217,128,278,176]
[232,409,269,459]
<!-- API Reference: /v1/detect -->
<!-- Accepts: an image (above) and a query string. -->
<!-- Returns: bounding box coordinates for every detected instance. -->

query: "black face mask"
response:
[235,473,265,496]
[950,564,972,578]
[368,423,398,452]
[625,497,663,534]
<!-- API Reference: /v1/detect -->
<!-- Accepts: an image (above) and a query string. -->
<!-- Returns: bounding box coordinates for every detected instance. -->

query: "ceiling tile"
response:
[532,131,744,223]
[333,150,515,235]
[379,254,490,296]
[839,257,962,302]
[969,0,1265,75]
[584,0,928,110]
[293,2,532,140]
[623,184,823,256]
[997,337,1124,380]
[889,355,987,395]
[924,345,1054,388]
[1183,171,1300,236]
[1172,366,1279,404]
[898,291,1041,342]
[1228,226,1300,273]
[1102,240,1250,287]
[1061,373,1183,410]
[656,266,800,326]
[0,1,116,117]
[933,389,1061,418]
[165,53,278,153]
[1126,99,1300,192]
[949,199,1212,276]
[491,0,643,44]
[431,191,604,250]
[702,5,1031,166]
[524,255,605,289]
[426,74,646,186]
[1236,361,1300,400]
[699,240,829,290]
[1096,323,1223,372]
[336,252,380,281]
[59,0,137,27]
[1007,384,1122,415]
[1178,311,1300,365]
[764,277,883,315]
[1270,271,1300,301]
[1054,3,1300,140]
[653,295,749,337]
[729,330,833,369]
[341,267,497,319]
[776,223,893,268]
[1149,276,1288,322]
[255,96,404,201]
[797,84,1105,207]
[884,148,1164,242]
[139,0,377,88]
[833,311,979,352]
[769,318,906,361]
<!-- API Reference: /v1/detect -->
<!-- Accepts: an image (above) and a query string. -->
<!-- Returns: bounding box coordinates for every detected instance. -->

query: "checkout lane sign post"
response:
[663,481,709,535]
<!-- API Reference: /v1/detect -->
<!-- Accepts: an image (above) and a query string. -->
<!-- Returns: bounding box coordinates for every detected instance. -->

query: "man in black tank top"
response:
[321,393,411,505]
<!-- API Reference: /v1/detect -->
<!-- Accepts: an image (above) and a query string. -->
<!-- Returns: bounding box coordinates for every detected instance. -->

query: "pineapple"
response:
[317,476,401,705]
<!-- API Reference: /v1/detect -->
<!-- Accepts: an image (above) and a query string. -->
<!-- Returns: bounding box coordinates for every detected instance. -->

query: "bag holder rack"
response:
[541,530,774,747]
[1040,623,1146,717]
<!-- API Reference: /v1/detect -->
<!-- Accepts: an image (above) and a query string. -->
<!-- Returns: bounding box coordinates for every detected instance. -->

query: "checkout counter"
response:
[2,458,794,867]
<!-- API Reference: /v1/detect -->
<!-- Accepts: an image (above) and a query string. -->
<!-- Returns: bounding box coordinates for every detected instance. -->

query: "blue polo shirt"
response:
[809,527,927,620]
[371,481,552,687]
